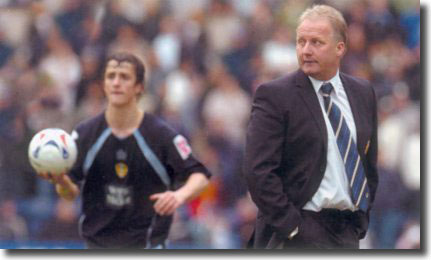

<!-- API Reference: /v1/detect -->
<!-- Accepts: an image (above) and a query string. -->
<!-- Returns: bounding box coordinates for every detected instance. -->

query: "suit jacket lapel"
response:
[295,70,328,149]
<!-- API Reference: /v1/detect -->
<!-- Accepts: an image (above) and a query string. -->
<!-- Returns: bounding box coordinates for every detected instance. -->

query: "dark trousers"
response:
[84,235,148,249]
[283,209,361,249]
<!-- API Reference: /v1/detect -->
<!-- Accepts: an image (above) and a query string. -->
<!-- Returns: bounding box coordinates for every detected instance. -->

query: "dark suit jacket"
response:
[244,69,378,249]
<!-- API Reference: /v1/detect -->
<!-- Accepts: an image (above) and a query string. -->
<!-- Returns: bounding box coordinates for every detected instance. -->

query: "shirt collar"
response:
[308,70,342,96]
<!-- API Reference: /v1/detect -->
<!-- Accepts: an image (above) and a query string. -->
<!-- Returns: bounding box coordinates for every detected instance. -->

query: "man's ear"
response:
[135,83,144,96]
[336,41,346,57]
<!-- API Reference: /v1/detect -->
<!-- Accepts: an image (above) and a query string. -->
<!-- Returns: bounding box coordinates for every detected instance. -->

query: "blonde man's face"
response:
[296,18,345,81]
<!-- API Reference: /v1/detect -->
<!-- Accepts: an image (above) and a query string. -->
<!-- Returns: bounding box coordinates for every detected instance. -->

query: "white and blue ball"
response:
[28,128,77,175]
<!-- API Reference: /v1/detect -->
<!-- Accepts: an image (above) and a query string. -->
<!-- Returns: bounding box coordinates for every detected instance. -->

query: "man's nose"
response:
[302,42,312,55]
[112,76,121,86]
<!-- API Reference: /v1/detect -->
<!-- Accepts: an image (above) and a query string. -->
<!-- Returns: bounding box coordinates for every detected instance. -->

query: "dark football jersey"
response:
[69,112,210,248]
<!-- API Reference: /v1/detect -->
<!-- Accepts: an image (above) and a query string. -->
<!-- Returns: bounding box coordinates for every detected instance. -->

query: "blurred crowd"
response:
[0,0,420,249]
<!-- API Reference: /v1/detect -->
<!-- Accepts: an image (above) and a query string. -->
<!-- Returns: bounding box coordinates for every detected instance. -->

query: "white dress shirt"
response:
[302,71,357,212]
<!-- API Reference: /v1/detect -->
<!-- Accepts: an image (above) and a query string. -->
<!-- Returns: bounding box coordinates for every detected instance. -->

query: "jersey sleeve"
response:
[163,130,211,187]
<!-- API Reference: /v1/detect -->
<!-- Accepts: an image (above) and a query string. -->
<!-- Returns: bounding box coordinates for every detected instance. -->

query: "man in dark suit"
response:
[244,5,378,249]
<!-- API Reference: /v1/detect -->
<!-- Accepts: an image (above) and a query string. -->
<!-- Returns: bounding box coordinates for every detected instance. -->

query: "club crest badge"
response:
[115,162,129,178]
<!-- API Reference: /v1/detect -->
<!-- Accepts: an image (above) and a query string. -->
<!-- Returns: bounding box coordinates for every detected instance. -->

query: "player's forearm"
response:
[175,172,209,203]
[55,175,80,201]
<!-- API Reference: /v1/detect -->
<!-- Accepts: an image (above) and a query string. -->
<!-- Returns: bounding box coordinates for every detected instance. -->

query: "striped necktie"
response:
[320,82,369,211]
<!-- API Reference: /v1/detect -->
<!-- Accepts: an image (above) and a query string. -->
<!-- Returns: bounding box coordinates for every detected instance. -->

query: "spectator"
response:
[153,15,181,73]
[202,67,250,147]
[261,25,298,75]
[38,27,81,114]
[0,200,29,243]
[0,30,13,68]
[34,199,80,242]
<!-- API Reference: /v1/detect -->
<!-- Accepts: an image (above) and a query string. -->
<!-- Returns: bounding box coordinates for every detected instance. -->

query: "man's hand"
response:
[149,173,209,216]
[37,171,67,184]
[37,171,79,201]
[149,191,186,216]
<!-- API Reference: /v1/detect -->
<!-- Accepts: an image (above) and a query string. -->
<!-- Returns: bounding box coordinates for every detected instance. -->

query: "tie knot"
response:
[321,83,333,97]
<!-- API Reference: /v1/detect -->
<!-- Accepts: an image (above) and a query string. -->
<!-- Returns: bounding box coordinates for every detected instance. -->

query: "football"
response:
[28,128,78,175]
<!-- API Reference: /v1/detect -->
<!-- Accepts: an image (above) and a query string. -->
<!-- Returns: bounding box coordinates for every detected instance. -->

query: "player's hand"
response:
[37,171,78,200]
[149,191,186,216]
[37,172,67,185]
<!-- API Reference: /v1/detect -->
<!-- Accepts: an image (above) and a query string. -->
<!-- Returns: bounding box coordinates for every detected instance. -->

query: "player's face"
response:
[296,18,345,81]
[104,60,142,107]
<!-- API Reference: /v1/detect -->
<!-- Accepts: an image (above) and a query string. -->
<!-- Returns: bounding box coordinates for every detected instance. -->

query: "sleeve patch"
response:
[71,130,79,141]
[173,135,192,160]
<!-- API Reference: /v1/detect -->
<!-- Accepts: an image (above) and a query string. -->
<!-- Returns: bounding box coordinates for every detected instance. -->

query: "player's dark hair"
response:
[104,52,145,85]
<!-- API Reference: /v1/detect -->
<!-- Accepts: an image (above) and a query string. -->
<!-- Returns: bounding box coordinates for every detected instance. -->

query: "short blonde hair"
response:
[298,5,347,43]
